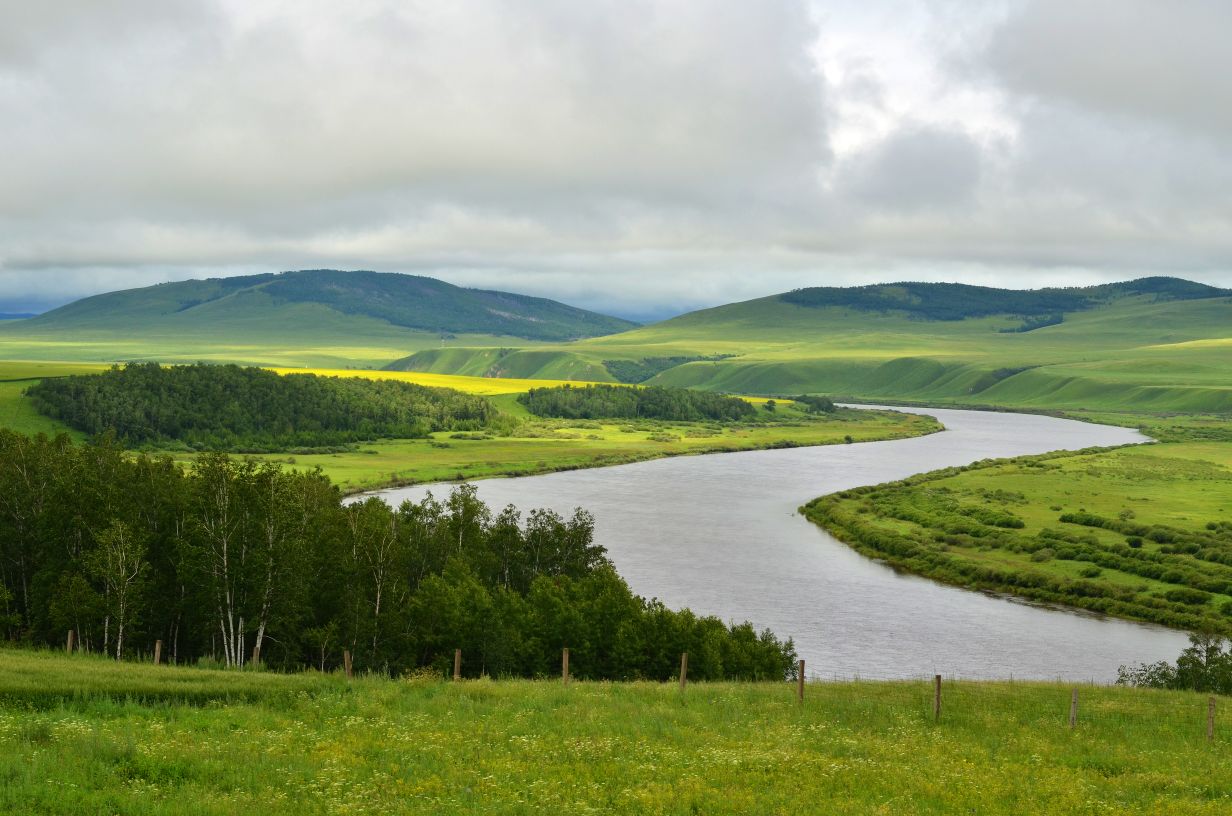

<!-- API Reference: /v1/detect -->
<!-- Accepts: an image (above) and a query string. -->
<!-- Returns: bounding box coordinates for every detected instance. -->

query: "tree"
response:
[87,520,147,660]
[1118,633,1232,694]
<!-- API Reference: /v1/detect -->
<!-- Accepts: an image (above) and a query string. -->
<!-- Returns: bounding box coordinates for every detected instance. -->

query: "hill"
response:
[0,270,636,367]
[399,277,1232,414]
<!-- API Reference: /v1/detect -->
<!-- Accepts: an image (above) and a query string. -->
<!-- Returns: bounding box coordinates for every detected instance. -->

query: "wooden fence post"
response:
[679,652,688,691]
[343,649,353,679]
[1209,696,1216,743]
[453,649,462,681]
[1069,688,1078,729]
[797,660,806,703]
[66,629,75,654]
[933,675,942,721]
[153,640,162,666]
[562,648,570,685]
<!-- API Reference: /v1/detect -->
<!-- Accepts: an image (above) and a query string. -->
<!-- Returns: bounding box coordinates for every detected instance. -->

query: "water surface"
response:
[369,408,1188,681]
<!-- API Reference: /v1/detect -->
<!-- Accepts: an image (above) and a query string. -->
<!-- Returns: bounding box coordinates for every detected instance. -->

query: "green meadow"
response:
[2,649,1230,815]
[239,407,937,492]
[805,442,1232,633]
[0,362,937,493]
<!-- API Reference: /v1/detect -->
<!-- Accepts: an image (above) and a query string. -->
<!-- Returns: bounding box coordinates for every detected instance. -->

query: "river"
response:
[365,407,1189,681]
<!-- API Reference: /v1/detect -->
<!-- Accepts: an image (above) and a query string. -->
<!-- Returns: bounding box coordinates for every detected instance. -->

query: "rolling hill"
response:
[392,277,1232,413]
[0,270,636,367]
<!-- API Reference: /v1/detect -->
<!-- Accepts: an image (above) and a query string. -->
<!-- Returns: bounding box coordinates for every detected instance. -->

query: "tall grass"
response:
[2,649,1229,814]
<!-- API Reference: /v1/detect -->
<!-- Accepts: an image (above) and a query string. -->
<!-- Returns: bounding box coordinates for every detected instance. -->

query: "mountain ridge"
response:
[16,270,637,343]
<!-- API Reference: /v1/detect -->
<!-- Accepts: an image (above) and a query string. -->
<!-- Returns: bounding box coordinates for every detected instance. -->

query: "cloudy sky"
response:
[2,0,1230,319]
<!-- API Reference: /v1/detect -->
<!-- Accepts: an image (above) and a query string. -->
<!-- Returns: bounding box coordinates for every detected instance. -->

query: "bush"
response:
[1163,587,1211,606]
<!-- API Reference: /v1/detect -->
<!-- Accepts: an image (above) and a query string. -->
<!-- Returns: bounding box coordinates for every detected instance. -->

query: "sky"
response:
[2,0,1230,320]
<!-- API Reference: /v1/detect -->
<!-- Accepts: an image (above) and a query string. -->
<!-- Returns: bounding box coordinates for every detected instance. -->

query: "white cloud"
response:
[1,0,1231,317]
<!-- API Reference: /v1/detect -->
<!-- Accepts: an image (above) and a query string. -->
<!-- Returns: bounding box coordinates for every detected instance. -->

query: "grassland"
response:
[2,649,1229,815]
[804,441,1232,633]
[392,290,1232,416]
[0,362,938,493]
[244,408,937,493]
[0,313,536,369]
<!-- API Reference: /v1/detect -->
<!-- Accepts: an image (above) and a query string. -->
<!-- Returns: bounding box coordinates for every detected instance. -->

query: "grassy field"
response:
[0,318,534,370]
[2,649,1229,815]
[0,361,938,492]
[804,441,1232,633]
[239,408,938,492]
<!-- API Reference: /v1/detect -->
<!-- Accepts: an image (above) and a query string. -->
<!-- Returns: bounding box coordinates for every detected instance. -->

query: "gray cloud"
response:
[837,126,983,212]
[985,0,1232,141]
[1,0,1232,318]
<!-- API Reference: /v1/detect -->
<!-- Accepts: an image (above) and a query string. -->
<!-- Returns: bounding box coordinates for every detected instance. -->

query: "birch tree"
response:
[87,520,147,660]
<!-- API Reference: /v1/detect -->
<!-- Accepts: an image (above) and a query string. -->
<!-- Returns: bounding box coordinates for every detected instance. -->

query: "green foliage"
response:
[999,314,1064,333]
[780,277,1228,321]
[0,431,794,679]
[26,363,494,451]
[789,394,836,413]
[518,384,756,422]
[1118,633,1232,694]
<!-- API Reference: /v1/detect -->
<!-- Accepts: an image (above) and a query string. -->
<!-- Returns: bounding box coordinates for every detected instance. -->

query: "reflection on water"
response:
[367,407,1187,681]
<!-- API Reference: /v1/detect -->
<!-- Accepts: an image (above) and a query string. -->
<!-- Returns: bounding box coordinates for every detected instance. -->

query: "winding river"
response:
[367,407,1189,681]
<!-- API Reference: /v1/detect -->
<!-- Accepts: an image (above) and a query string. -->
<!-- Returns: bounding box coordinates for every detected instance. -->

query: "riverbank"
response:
[0,360,940,494]
[804,440,1232,635]
[369,408,1184,680]
[227,407,941,494]
[1,649,1226,815]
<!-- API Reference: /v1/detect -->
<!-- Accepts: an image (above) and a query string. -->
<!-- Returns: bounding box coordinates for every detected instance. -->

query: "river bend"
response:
[367,407,1187,681]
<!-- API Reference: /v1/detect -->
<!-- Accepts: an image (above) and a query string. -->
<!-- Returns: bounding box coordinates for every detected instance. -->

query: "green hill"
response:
[397,277,1232,413]
[383,346,617,381]
[0,270,636,367]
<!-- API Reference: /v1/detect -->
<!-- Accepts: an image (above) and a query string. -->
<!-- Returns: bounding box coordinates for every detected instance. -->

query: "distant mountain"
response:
[16,270,637,342]
[0,314,35,321]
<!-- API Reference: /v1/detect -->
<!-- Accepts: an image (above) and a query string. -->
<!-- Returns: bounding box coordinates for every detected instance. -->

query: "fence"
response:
[438,646,1225,744]
[61,627,1226,744]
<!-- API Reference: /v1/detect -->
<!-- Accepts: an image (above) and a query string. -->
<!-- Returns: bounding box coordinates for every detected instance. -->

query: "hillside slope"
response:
[0,270,635,367]
[397,277,1232,412]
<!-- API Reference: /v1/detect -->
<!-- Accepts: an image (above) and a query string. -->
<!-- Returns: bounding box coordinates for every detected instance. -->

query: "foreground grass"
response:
[1,650,1229,815]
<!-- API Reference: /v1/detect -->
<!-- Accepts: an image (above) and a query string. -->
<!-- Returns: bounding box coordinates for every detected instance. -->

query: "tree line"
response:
[1118,634,1232,694]
[518,384,756,422]
[27,363,495,451]
[0,430,796,680]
